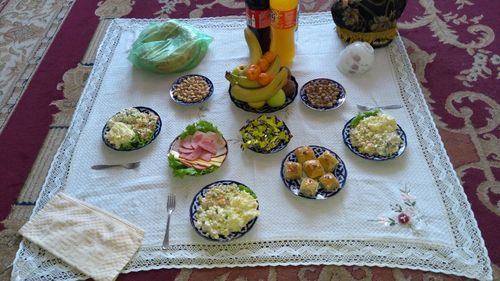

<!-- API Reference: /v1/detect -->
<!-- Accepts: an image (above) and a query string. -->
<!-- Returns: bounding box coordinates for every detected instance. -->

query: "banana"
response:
[230,67,289,103]
[265,56,281,76]
[225,71,261,89]
[244,28,262,65]
[248,101,266,109]
[225,56,282,89]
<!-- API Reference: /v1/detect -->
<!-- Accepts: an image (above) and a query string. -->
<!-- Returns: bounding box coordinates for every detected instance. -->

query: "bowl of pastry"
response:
[280,145,347,199]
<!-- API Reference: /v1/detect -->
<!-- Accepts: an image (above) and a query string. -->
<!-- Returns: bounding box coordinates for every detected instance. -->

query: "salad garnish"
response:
[351,109,380,128]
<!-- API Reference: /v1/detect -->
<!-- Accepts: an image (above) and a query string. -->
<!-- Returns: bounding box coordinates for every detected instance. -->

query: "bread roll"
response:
[299,177,319,197]
[283,161,302,180]
[318,151,338,173]
[319,173,340,191]
[294,146,316,163]
[303,159,325,179]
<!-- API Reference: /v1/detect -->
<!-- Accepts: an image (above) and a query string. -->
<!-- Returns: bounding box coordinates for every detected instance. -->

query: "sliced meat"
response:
[180,137,193,149]
[176,131,226,164]
[200,150,213,161]
[214,136,228,156]
[170,138,181,152]
[210,134,227,156]
[177,147,194,154]
[191,131,205,149]
[215,145,228,157]
[198,139,217,154]
[180,146,203,160]
[199,132,226,156]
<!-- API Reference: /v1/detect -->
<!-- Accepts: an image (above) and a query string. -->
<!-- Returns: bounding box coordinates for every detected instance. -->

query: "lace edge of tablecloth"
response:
[11,13,493,281]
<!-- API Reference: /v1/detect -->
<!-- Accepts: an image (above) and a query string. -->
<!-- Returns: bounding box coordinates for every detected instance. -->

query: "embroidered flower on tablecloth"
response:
[371,188,423,230]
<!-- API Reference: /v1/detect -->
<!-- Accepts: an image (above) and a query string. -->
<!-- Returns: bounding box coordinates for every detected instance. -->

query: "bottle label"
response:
[246,8,271,29]
[271,8,297,29]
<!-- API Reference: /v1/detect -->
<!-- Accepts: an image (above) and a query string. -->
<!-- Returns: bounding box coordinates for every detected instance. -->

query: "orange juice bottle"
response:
[270,0,298,66]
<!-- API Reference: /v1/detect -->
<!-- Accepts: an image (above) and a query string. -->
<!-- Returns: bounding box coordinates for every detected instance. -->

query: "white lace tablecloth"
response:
[12,13,492,281]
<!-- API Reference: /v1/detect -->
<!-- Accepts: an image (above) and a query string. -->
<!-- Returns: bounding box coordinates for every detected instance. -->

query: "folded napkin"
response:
[19,192,144,281]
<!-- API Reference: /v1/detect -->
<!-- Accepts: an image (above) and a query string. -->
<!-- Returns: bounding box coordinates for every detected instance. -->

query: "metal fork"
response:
[162,194,176,249]
[91,161,140,170]
[357,104,403,111]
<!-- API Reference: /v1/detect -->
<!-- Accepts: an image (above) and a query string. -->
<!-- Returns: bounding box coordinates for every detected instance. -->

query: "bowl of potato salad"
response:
[342,110,407,161]
[190,180,259,242]
[102,106,161,151]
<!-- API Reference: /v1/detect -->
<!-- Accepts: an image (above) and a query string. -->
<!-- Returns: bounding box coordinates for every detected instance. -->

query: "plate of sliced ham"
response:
[168,121,228,177]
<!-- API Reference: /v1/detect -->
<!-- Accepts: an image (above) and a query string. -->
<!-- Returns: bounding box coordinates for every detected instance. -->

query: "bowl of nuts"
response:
[299,78,346,111]
[170,74,214,105]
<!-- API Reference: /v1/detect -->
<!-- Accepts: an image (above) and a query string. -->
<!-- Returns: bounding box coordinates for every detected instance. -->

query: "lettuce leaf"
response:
[179,120,221,139]
[351,109,380,128]
[238,184,257,199]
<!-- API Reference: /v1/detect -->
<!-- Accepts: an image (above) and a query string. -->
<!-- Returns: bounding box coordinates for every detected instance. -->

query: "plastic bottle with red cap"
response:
[245,0,271,53]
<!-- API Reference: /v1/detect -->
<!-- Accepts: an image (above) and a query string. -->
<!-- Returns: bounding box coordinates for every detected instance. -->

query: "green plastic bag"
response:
[128,20,213,73]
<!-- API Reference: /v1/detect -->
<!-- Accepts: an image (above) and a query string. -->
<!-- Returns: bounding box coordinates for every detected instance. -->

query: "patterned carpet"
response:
[0,0,498,280]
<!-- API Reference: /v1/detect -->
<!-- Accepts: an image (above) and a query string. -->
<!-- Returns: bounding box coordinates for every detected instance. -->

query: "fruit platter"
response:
[281,145,347,199]
[102,106,162,151]
[342,110,407,161]
[190,180,259,242]
[225,28,298,113]
[168,121,228,177]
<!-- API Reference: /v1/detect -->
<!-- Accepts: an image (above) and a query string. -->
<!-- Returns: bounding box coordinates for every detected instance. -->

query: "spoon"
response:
[357,104,403,111]
[91,162,140,170]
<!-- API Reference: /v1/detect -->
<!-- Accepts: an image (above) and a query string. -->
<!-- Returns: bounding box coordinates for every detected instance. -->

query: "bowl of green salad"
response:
[102,106,162,151]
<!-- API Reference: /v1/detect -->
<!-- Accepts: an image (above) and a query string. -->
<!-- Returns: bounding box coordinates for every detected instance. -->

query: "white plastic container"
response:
[337,41,375,75]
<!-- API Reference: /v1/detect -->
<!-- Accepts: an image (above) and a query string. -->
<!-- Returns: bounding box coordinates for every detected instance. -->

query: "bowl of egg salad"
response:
[342,110,407,161]
[190,180,259,241]
[102,106,161,151]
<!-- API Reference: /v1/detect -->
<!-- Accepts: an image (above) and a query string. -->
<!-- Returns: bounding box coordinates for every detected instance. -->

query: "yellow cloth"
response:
[19,193,145,281]
[336,26,398,45]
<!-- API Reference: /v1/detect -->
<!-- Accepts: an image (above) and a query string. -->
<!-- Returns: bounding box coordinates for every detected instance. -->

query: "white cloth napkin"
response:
[18,192,144,281]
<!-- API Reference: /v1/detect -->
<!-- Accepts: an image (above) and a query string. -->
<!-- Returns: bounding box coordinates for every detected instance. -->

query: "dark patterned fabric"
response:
[331,0,407,47]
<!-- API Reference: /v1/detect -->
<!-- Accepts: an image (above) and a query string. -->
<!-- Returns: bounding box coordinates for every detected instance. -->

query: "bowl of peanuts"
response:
[170,74,214,105]
[299,78,346,111]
